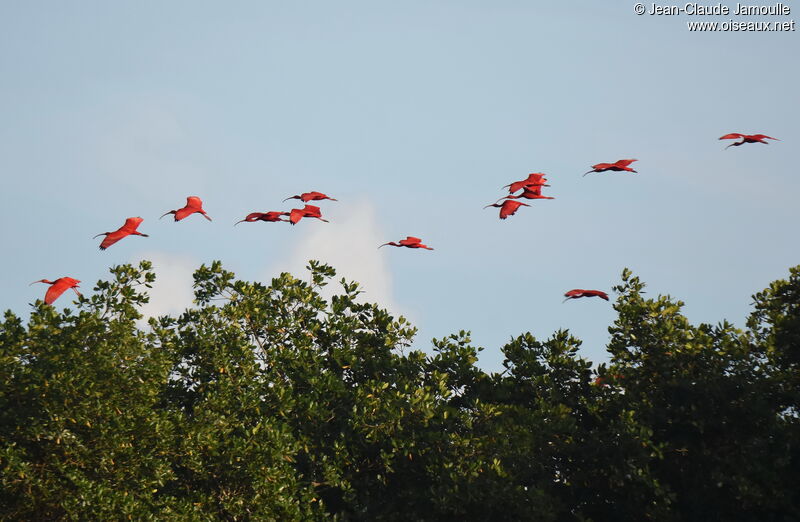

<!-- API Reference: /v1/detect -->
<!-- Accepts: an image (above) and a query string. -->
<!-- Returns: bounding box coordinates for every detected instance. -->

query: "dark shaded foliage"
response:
[1,261,798,520]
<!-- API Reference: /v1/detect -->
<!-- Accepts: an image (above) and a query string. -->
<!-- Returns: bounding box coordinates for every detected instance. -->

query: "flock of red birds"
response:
[31,132,778,307]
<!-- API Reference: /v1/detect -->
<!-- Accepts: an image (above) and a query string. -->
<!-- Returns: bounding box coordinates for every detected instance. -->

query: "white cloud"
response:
[134,251,198,322]
[265,200,408,319]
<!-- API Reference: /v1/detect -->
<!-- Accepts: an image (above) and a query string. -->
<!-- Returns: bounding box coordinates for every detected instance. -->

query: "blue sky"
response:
[2,1,798,371]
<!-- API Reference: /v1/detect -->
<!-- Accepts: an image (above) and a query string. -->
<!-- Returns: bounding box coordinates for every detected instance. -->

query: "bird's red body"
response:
[94,217,149,250]
[379,236,434,250]
[30,277,82,305]
[161,196,212,221]
[500,186,554,202]
[289,204,329,225]
[503,173,549,194]
[563,289,609,302]
[484,199,530,219]
[283,191,338,203]
[584,159,637,176]
[719,133,779,149]
[235,211,290,225]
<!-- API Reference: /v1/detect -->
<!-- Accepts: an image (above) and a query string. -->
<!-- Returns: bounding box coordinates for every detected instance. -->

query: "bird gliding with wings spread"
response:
[161,196,212,221]
[563,289,609,302]
[379,236,434,250]
[30,277,82,305]
[234,211,290,225]
[94,217,149,250]
[584,159,638,176]
[719,133,779,149]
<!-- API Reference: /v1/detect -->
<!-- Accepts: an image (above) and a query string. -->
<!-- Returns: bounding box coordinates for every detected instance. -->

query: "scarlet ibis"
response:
[379,236,434,250]
[234,211,290,225]
[719,133,779,149]
[289,204,329,225]
[160,196,212,221]
[584,159,637,176]
[30,277,82,305]
[484,199,530,220]
[94,217,149,250]
[497,186,554,203]
[283,191,338,203]
[503,173,549,194]
[563,289,609,302]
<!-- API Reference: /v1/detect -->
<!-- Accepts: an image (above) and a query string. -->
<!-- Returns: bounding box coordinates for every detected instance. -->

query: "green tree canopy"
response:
[1,261,798,520]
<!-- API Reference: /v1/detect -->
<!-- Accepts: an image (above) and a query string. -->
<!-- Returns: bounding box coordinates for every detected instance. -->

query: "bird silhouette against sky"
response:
[719,133,779,149]
[283,191,338,203]
[289,204,329,225]
[94,217,149,250]
[379,236,434,250]
[161,196,212,221]
[30,277,81,305]
[234,211,290,225]
[497,186,554,202]
[584,159,637,177]
[563,289,609,302]
[484,199,530,220]
[503,173,549,194]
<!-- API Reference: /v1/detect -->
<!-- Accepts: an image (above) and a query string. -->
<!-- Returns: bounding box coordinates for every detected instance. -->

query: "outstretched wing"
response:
[99,232,122,250]
[303,205,323,217]
[44,279,70,304]
[584,289,609,300]
[186,196,204,209]
[289,208,305,224]
[613,159,637,167]
[121,217,144,232]
[719,133,744,140]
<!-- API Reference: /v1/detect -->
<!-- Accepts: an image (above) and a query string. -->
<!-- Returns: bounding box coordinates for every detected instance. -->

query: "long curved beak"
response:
[234,219,245,226]
[282,196,295,202]
[30,280,45,286]
[92,233,106,239]
[159,211,172,219]
[203,214,213,221]
[583,170,594,177]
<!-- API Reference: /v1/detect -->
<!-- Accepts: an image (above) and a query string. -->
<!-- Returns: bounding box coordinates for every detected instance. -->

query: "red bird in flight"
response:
[94,217,149,250]
[283,191,338,203]
[160,196,212,221]
[719,133,779,149]
[30,277,82,305]
[584,159,637,177]
[484,199,530,219]
[289,204,329,225]
[563,289,609,302]
[497,186,554,202]
[503,173,550,194]
[234,211,290,225]
[379,236,434,250]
